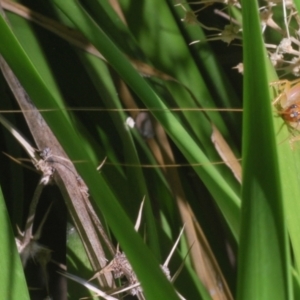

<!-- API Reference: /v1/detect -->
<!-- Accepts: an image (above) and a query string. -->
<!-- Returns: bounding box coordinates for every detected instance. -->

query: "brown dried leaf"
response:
[211,124,242,183]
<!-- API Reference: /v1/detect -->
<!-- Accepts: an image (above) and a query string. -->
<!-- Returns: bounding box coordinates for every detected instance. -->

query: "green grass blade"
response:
[0,187,30,300]
[283,0,300,279]
[76,53,161,257]
[66,222,95,299]
[237,1,291,299]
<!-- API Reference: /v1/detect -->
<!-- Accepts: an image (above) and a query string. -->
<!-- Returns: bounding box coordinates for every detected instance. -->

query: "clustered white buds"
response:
[176,0,300,78]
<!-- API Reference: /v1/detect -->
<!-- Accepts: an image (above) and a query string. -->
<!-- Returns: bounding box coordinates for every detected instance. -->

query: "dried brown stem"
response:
[0,56,114,288]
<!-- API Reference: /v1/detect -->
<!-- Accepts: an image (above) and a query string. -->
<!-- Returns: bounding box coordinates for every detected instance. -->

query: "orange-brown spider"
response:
[271,79,300,144]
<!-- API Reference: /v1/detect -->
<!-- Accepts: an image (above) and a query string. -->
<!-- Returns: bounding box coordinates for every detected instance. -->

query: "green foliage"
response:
[1,0,300,299]
[0,188,29,300]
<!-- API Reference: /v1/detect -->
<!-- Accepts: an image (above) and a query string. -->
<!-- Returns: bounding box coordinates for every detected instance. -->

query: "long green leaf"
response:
[0,187,30,300]
[237,1,291,299]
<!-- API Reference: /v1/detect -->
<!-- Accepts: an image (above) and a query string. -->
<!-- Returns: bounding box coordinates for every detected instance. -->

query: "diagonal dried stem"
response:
[0,56,114,288]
